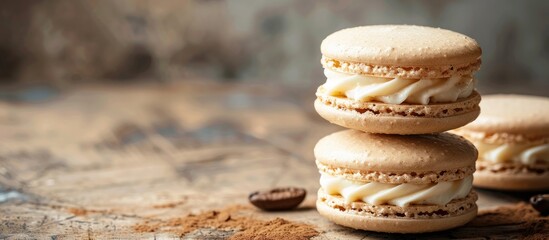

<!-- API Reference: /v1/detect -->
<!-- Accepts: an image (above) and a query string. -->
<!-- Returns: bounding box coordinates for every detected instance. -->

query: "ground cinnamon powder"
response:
[468,202,541,227]
[134,205,319,239]
[133,202,548,239]
[67,207,111,216]
[467,202,548,239]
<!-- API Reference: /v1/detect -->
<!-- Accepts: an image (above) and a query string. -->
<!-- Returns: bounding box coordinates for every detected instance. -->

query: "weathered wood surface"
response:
[0,81,537,239]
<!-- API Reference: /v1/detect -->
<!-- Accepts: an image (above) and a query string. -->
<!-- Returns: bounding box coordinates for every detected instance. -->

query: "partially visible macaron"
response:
[315,25,482,134]
[315,130,478,233]
[452,94,549,191]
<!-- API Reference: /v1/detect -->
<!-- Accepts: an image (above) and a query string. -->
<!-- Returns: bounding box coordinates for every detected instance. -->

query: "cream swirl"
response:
[473,140,549,165]
[320,174,472,207]
[321,69,475,104]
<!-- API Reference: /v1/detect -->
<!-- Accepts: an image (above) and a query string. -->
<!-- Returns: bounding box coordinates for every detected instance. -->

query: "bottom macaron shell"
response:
[474,170,549,191]
[316,199,478,233]
[314,97,480,135]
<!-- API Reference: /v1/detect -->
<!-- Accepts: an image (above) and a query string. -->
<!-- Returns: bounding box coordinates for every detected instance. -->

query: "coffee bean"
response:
[248,187,306,211]
[530,194,549,216]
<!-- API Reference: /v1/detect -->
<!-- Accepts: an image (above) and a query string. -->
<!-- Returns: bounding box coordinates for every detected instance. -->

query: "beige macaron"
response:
[316,25,482,134]
[315,130,478,233]
[452,95,549,191]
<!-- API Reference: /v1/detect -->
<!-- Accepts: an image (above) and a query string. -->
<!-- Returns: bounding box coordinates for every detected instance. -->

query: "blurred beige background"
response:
[0,0,547,95]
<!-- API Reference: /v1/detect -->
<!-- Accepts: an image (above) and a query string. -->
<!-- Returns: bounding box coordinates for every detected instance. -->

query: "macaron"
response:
[452,95,549,191]
[315,25,482,134]
[315,130,478,233]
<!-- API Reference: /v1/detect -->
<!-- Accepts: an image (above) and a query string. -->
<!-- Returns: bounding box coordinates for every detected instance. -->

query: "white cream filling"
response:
[320,174,472,207]
[473,141,549,165]
[321,68,475,104]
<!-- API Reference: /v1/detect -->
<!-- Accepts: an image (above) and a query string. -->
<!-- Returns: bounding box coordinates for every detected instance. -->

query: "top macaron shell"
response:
[458,95,549,141]
[314,130,477,172]
[315,25,483,134]
[321,25,481,67]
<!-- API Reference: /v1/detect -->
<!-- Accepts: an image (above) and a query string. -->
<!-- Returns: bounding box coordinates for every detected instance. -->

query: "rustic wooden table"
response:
[0,81,538,239]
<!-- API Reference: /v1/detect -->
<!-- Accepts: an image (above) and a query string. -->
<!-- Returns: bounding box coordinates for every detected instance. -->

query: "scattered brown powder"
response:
[133,223,158,233]
[67,208,89,216]
[82,201,548,239]
[67,207,111,216]
[133,205,319,239]
[468,202,541,227]
[466,202,549,239]
[230,217,318,240]
[152,200,187,209]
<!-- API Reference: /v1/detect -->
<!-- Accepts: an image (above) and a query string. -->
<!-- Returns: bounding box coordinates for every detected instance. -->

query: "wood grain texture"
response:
[0,81,541,239]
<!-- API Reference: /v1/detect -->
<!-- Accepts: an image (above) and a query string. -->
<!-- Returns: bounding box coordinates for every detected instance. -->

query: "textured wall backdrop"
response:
[0,0,547,95]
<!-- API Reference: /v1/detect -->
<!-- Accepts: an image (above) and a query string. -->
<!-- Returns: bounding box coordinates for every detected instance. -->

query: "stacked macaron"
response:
[315,25,481,134]
[313,25,482,233]
[315,131,479,233]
